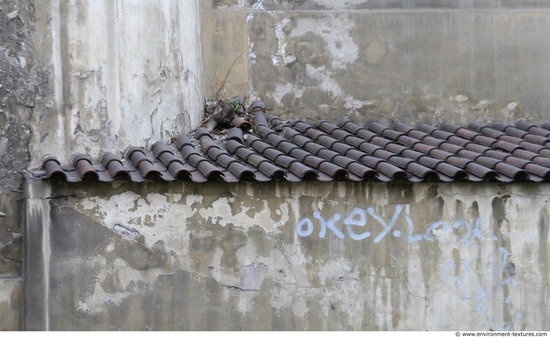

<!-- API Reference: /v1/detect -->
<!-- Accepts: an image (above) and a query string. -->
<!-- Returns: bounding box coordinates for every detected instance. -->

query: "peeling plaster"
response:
[308,0,370,9]
[26,181,550,329]
[0,279,21,330]
[305,64,342,97]
[30,0,204,165]
[273,82,304,105]
[272,18,296,66]
[250,0,266,11]
[197,196,288,233]
[249,8,550,124]
[290,15,359,69]
[77,191,191,249]
[76,257,173,315]
[344,96,364,110]
[317,258,356,285]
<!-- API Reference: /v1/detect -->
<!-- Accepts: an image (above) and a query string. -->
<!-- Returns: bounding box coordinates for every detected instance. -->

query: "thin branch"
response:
[213,51,245,101]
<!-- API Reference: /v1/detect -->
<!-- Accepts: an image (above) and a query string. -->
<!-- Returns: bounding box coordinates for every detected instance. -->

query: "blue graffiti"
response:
[343,208,371,240]
[296,204,480,245]
[442,246,521,330]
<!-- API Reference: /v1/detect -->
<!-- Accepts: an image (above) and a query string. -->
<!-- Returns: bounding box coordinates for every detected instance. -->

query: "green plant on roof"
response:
[228,97,245,116]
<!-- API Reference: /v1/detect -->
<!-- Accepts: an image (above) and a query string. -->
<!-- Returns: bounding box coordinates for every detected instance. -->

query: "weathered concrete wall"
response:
[6,0,550,331]
[0,1,44,329]
[29,0,204,165]
[25,179,550,330]
[1,0,204,330]
[203,1,550,124]
[0,279,22,330]
[202,2,249,99]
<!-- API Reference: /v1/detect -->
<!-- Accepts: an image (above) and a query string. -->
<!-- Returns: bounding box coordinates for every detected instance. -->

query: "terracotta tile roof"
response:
[28,105,550,183]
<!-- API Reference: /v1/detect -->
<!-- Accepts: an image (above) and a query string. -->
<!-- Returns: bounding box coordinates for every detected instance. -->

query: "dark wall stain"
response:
[491,196,508,228]
[538,209,548,247]
[219,225,247,271]
[191,235,216,253]
[49,201,109,317]
[107,239,169,272]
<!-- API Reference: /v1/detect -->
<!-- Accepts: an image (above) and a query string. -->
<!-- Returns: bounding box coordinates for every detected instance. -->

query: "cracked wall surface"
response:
[203,0,550,124]
[28,0,204,165]
[25,180,550,330]
[5,0,550,331]
[1,1,203,330]
[0,1,48,329]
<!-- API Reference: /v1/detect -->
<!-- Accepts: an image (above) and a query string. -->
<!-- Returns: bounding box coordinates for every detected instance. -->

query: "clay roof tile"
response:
[29,108,550,184]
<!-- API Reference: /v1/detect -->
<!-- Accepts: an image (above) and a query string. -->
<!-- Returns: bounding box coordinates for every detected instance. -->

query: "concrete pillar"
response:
[23,179,52,331]
[30,0,204,165]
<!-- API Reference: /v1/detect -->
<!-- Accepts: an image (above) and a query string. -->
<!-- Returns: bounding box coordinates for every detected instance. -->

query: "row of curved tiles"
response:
[29,111,550,184]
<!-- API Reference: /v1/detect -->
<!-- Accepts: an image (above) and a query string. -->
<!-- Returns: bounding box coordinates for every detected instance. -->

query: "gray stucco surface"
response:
[1,0,204,329]
[203,1,550,124]
[3,0,550,330]
[247,8,550,124]
[29,0,204,166]
[25,179,550,330]
[1,3,46,327]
